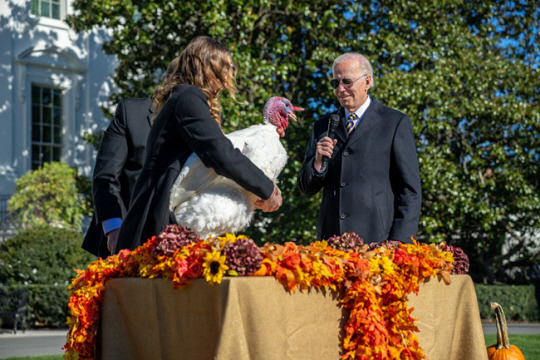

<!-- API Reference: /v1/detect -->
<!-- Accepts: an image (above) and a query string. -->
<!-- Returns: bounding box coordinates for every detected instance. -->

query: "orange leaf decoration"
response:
[63,230,455,360]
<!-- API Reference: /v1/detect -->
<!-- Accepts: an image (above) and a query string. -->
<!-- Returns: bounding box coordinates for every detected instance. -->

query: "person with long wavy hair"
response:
[115,36,282,252]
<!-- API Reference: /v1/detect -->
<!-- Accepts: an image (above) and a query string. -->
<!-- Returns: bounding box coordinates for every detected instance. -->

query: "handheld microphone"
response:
[321,114,340,170]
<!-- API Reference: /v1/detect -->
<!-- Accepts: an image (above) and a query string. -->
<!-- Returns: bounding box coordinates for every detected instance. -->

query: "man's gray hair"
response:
[333,53,374,88]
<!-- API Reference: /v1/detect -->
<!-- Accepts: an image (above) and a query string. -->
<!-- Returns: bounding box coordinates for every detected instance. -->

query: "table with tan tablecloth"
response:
[97,275,488,360]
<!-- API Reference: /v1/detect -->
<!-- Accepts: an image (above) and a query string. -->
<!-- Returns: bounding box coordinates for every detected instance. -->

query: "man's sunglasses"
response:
[330,74,368,89]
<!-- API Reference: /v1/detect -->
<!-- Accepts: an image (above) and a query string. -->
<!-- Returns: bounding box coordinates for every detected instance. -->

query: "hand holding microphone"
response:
[315,114,339,171]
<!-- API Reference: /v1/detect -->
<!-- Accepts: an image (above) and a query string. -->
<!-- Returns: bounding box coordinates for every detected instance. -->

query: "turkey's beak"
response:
[288,112,298,122]
[289,106,304,122]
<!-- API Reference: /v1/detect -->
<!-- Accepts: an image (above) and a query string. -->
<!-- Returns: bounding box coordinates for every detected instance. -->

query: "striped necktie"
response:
[346,113,358,135]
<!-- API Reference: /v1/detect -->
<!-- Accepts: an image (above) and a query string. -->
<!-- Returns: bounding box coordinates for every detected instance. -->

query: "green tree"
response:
[362,1,540,283]
[8,162,89,231]
[66,0,539,283]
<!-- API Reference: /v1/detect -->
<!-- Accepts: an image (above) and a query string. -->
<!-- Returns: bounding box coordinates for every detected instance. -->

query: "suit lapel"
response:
[346,99,379,147]
[335,107,348,144]
[146,98,154,127]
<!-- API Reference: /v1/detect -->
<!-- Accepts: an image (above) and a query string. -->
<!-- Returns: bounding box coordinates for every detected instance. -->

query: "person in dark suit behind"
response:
[82,57,180,258]
[115,36,282,253]
[297,52,421,244]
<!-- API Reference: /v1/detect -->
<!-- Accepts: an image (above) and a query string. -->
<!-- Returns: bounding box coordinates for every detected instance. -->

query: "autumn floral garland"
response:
[63,226,456,360]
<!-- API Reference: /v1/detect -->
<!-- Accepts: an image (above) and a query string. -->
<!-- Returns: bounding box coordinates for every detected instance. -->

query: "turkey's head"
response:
[263,97,304,137]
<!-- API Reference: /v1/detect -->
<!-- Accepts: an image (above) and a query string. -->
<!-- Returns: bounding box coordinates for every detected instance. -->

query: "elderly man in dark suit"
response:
[82,58,179,257]
[297,53,421,244]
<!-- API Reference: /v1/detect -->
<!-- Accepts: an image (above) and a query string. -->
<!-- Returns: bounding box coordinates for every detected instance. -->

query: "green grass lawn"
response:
[5,335,540,360]
[485,334,540,359]
[4,357,62,360]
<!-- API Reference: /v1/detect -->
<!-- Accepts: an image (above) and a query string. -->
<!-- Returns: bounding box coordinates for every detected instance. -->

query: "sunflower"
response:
[202,250,229,285]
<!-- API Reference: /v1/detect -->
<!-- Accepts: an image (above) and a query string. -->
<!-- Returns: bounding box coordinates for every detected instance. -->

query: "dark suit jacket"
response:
[116,85,274,251]
[82,98,153,257]
[297,99,421,243]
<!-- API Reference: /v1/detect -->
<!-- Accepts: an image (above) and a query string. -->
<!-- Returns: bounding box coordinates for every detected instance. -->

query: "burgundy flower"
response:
[368,240,401,251]
[154,224,201,257]
[441,244,470,274]
[327,232,364,252]
[222,238,263,276]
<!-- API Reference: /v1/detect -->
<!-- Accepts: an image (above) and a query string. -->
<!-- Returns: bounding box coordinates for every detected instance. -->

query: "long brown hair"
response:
[151,36,237,125]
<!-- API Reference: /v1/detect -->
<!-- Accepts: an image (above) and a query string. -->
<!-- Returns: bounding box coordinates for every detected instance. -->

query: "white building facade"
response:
[0,0,116,219]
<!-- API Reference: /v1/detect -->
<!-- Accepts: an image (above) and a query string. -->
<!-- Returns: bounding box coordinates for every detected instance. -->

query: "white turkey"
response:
[169,96,303,238]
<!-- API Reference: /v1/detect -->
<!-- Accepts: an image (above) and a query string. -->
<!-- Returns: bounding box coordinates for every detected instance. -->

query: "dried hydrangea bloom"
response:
[154,224,201,257]
[222,238,263,276]
[441,244,470,274]
[368,240,401,251]
[327,232,364,252]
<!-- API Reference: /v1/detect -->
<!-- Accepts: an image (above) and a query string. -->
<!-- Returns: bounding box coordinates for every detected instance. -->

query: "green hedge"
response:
[0,224,94,328]
[0,284,69,328]
[475,283,539,321]
[0,224,93,286]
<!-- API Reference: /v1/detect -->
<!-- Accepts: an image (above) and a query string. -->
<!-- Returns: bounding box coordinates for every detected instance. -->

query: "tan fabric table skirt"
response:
[98,275,487,360]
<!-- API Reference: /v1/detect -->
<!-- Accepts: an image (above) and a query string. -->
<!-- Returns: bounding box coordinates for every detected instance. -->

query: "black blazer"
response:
[116,85,274,251]
[82,98,153,257]
[297,99,421,243]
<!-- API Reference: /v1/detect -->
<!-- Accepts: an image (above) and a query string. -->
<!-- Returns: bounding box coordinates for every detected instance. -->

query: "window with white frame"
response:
[30,0,62,20]
[31,84,63,169]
